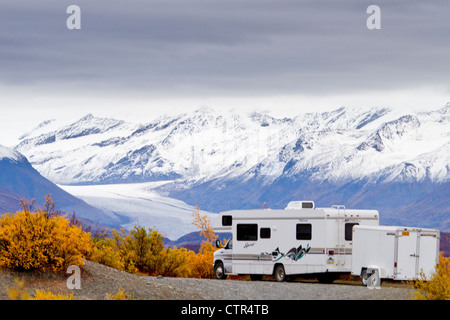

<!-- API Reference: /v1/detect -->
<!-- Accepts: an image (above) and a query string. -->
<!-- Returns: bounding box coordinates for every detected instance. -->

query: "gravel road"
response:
[0,260,415,300]
[144,276,414,300]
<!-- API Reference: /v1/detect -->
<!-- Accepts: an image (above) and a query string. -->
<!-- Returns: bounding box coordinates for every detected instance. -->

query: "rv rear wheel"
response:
[274,264,287,282]
[214,262,227,280]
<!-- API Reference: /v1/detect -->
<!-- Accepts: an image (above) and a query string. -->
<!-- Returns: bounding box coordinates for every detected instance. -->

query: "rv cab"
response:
[214,237,233,279]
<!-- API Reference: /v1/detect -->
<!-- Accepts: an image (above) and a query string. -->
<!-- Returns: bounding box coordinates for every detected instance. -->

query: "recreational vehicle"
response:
[351,225,440,286]
[212,201,379,282]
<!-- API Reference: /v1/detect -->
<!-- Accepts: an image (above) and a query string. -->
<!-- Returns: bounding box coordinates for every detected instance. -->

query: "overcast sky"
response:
[0,0,449,144]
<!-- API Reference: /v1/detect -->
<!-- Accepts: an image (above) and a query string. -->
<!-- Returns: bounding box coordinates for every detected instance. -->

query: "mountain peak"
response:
[79,113,94,121]
[193,106,217,114]
[0,144,27,163]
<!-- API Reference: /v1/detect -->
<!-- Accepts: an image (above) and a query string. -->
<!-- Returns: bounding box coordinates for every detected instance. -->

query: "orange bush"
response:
[28,290,74,300]
[88,208,220,279]
[106,288,135,300]
[190,206,218,279]
[0,201,90,272]
[89,226,193,277]
[88,230,125,271]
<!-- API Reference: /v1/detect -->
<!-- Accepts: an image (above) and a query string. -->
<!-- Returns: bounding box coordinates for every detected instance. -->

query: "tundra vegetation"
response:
[0,195,448,300]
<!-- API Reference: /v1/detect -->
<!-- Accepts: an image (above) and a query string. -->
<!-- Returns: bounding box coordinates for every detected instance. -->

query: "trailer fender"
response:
[367,266,381,288]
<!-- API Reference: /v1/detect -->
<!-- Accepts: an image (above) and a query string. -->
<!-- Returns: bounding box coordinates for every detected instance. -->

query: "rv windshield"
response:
[225,237,233,249]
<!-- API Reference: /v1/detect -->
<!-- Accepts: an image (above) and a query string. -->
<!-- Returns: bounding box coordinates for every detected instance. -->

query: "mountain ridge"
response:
[12,104,450,231]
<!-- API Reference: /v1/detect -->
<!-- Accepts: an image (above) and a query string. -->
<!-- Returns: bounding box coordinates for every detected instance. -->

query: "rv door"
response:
[223,237,233,274]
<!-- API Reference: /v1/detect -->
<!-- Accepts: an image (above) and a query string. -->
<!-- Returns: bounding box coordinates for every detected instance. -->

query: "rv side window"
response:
[237,224,258,241]
[260,228,271,239]
[222,215,232,226]
[345,223,359,241]
[225,238,233,249]
[302,202,314,209]
[296,224,312,240]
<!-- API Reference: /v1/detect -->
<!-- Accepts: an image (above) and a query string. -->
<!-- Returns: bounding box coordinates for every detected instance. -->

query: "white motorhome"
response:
[351,225,440,286]
[212,201,379,282]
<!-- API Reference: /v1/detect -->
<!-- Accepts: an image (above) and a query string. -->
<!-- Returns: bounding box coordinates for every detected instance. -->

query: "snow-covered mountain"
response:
[14,104,450,231]
[16,105,450,185]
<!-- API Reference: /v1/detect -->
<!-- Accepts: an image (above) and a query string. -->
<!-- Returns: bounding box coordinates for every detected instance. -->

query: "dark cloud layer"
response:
[0,0,449,99]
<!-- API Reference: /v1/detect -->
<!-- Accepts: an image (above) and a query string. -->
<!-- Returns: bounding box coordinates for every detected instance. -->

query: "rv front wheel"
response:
[214,262,227,280]
[275,264,286,282]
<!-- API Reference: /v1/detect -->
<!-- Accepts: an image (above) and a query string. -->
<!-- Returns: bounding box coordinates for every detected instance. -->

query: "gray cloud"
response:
[0,0,449,100]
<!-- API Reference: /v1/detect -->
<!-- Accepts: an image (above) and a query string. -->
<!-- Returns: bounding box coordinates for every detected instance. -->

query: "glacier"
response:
[58,182,216,240]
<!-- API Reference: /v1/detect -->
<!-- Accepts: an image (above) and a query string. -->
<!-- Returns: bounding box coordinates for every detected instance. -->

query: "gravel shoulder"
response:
[0,260,415,300]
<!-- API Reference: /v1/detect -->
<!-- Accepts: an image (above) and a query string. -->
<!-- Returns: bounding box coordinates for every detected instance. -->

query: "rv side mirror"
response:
[215,240,221,248]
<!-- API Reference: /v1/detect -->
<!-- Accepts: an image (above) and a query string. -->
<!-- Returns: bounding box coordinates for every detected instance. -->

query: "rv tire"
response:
[274,264,287,282]
[214,262,227,280]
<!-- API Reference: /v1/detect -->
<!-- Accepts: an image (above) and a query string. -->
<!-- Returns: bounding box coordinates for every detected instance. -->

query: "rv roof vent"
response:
[285,201,315,210]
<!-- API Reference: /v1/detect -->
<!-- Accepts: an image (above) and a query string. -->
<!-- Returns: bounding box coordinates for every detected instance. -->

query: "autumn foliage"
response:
[190,205,218,278]
[0,196,90,272]
[89,226,193,277]
[0,195,218,281]
[88,205,218,278]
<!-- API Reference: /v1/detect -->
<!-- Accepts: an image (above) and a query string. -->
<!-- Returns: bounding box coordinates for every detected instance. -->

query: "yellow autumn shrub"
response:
[188,242,216,279]
[0,206,91,272]
[88,230,126,271]
[190,206,218,279]
[7,279,74,300]
[154,246,193,277]
[88,206,220,279]
[28,290,74,300]
[106,288,135,300]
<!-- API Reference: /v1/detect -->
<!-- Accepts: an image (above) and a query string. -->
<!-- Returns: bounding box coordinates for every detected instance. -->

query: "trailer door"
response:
[417,232,439,280]
[395,230,419,280]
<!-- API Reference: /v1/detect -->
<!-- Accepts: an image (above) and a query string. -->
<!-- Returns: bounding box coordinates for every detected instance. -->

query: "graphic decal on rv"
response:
[272,244,310,262]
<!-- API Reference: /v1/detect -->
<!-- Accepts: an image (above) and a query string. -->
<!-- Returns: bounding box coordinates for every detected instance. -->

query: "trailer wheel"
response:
[360,268,368,286]
[214,262,227,280]
[274,264,287,282]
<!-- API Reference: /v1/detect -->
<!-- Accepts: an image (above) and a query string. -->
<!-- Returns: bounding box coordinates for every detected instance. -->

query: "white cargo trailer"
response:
[212,201,379,282]
[351,225,440,286]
